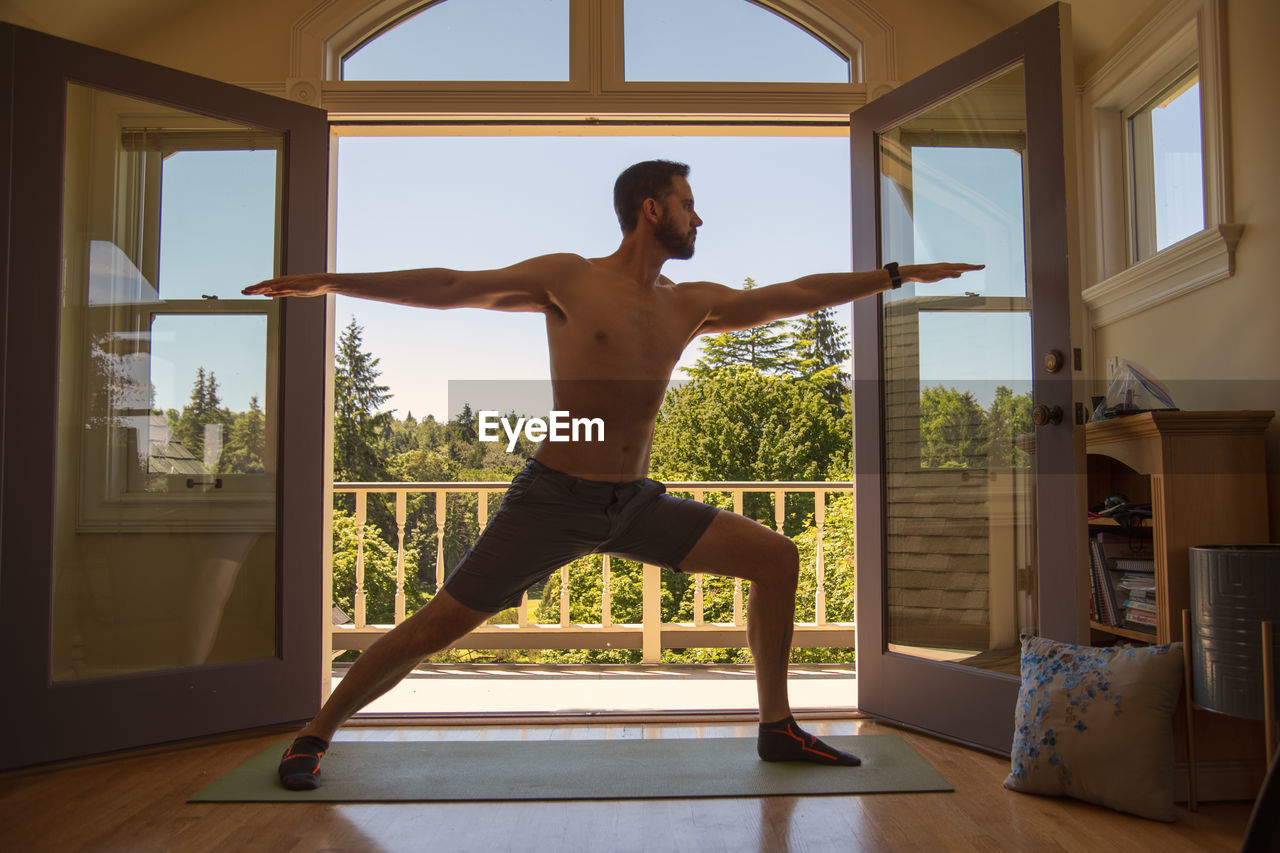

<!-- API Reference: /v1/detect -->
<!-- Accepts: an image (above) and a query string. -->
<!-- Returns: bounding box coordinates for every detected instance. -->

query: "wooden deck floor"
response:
[0,718,1253,852]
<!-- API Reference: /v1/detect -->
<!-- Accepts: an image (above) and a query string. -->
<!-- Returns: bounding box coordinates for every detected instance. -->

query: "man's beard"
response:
[654,216,696,260]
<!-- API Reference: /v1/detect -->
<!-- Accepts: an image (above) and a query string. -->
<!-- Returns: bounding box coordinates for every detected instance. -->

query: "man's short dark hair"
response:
[613,160,690,233]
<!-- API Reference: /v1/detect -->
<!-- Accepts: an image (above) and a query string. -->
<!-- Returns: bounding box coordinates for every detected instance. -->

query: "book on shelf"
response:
[1124,607,1158,633]
[1088,537,1123,626]
[1088,534,1162,633]
[1125,610,1157,625]
[1119,573,1156,595]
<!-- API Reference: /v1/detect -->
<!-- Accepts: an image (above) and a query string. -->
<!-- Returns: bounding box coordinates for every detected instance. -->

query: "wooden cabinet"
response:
[1085,410,1274,644]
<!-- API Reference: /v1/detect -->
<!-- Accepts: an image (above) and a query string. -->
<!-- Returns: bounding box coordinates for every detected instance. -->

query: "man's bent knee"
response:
[762,535,800,585]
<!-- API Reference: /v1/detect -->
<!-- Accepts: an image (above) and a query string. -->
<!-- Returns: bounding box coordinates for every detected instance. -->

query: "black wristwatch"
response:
[883,262,903,289]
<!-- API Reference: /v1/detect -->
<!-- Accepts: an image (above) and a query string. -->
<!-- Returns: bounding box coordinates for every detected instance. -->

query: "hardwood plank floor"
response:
[0,719,1252,852]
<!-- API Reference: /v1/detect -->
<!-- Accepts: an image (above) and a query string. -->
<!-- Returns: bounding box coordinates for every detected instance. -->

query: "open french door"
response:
[0,24,329,769]
[852,4,1086,754]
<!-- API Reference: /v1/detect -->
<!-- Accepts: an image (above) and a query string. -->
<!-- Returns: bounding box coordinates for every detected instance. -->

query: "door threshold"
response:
[346,707,864,728]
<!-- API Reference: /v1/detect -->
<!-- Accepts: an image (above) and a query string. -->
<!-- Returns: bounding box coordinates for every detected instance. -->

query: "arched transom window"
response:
[288,0,896,118]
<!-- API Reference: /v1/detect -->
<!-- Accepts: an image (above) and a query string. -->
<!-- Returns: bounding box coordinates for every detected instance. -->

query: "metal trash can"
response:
[1189,545,1280,718]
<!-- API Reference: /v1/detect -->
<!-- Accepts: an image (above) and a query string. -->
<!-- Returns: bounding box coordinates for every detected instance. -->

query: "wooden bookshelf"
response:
[1085,410,1273,644]
[1088,620,1156,642]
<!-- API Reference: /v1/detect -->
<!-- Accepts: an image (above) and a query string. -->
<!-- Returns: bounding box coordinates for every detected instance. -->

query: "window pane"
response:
[1131,71,1204,260]
[159,150,279,300]
[1150,78,1204,251]
[342,0,570,81]
[625,0,850,83]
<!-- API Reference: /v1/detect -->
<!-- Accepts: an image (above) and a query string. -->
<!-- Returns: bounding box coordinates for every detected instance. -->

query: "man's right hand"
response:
[242,274,332,298]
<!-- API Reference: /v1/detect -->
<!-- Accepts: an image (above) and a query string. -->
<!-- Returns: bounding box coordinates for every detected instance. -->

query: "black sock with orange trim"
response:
[757,716,861,766]
[278,735,330,790]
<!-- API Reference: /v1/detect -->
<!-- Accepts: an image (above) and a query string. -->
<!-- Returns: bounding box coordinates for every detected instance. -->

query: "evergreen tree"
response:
[334,319,393,482]
[688,278,802,377]
[219,394,266,474]
[794,307,851,415]
[172,366,224,463]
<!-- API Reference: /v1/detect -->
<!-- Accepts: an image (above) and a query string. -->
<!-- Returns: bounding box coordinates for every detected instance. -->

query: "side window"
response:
[1128,68,1203,262]
[1080,0,1234,326]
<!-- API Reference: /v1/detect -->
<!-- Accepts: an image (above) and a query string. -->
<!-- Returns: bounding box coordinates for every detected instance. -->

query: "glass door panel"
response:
[878,66,1035,675]
[2,23,327,770]
[52,84,283,678]
[851,3,1080,754]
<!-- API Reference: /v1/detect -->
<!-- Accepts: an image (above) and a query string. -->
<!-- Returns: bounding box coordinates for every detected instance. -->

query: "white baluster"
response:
[732,488,744,626]
[354,491,367,628]
[394,490,407,624]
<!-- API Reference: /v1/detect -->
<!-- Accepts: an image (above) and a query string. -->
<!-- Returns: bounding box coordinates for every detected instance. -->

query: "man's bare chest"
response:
[548,285,695,374]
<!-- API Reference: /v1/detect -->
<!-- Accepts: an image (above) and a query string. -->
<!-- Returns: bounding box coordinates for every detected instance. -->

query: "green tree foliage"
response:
[331,507,428,625]
[793,306,851,417]
[985,385,1034,468]
[334,319,394,482]
[919,385,988,468]
[790,491,856,663]
[651,366,844,484]
[917,384,1034,469]
[164,369,267,475]
[172,366,224,461]
[218,395,266,474]
[650,366,847,533]
[687,279,802,377]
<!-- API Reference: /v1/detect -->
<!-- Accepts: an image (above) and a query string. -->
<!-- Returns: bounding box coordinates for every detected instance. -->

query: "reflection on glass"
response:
[159,151,278,300]
[624,0,850,83]
[342,0,570,81]
[878,66,1036,672]
[53,84,282,680]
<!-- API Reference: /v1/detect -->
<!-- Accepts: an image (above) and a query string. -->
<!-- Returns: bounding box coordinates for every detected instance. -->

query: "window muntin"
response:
[342,0,571,82]
[624,0,850,83]
[1129,68,1204,261]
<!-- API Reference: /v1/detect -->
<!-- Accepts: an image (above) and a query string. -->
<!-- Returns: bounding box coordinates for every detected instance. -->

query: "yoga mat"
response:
[190,734,951,803]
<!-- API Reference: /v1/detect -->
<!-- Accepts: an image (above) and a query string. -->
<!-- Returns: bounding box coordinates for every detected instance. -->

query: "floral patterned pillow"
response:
[1003,634,1184,821]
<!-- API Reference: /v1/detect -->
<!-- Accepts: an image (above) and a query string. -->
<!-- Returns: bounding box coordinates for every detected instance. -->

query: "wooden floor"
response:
[0,718,1253,852]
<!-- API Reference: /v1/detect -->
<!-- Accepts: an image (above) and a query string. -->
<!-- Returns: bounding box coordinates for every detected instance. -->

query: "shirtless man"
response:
[246,160,980,789]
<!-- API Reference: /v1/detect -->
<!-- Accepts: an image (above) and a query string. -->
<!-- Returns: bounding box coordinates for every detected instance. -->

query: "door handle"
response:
[1031,404,1063,426]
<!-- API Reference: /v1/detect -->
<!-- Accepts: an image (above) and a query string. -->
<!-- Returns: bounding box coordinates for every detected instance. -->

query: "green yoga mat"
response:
[190,734,951,803]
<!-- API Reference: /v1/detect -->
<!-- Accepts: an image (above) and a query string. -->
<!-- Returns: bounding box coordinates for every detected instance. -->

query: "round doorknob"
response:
[1031,404,1063,426]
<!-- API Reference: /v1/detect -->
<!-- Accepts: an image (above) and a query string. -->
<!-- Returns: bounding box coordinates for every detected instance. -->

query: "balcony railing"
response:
[331,480,855,663]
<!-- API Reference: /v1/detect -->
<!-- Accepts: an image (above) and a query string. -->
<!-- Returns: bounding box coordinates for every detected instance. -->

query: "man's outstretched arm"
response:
[688,263,982,334]
[241,253,586,313]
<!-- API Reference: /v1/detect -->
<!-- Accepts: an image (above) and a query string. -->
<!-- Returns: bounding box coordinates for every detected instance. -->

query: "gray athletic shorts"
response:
[441,458,721,613]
